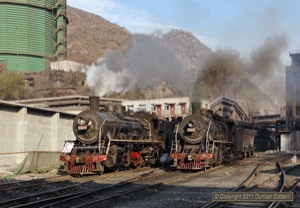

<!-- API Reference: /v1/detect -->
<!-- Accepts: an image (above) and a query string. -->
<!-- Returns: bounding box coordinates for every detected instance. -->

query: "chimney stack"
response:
[89,96,100,111]
[192,102,201,115]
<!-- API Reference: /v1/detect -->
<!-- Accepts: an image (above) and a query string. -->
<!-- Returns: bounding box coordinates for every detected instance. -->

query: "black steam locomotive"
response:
[60,97,256,175]
[60,96,171,176]
[170,103,256,170]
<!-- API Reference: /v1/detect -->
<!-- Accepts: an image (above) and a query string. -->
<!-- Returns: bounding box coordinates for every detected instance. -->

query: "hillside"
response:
[67,6,131,65]
[161,29,212,71]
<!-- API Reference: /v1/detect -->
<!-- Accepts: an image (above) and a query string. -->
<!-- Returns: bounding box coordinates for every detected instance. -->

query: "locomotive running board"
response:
[109,139,163,143]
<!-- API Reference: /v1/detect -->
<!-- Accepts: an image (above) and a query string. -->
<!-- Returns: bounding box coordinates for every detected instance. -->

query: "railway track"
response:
[279,164,300,208]
[0,162,228,207]
[203,157,299,208]
[0,154,297,207]
[0,168,141,195]
[0,167,157,207]
[45,164,228,208]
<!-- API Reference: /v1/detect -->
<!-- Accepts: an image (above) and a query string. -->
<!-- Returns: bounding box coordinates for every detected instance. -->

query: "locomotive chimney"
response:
[192,102,201,115]
[89,96,100,111]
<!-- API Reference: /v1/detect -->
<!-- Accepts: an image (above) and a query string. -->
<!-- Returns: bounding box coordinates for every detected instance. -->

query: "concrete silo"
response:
[0,0,67,72]
[284,50,300,150]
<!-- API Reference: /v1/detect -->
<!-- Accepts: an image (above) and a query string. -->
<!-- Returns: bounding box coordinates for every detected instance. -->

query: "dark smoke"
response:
[248,34,288,87]
[192,34,288,114]
[192,48,246,101]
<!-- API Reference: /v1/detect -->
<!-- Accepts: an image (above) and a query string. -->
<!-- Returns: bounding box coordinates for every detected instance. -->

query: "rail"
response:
[203,161,266,208]
[267,161,286,208]
[270,163,300,208]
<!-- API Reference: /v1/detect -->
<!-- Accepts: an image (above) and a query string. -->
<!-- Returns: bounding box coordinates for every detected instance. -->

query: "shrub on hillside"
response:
[0,71,25,100]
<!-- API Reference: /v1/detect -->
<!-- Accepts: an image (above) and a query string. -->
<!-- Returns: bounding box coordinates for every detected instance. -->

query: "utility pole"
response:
[16,25,19,70]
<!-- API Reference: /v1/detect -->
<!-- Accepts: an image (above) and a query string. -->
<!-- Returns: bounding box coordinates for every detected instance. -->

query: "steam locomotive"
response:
[170,103,256,170]
[60,96,171,176]
[60,97,256,175]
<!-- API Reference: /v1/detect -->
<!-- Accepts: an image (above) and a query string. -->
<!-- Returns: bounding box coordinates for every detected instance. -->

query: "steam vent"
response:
[0,0,68,72]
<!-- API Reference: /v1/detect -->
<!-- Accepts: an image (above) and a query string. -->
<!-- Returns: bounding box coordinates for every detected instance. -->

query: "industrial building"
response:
[0,0,67,72]
[122,97,192,119]
[122,96,249,121]
[284,50,300,150]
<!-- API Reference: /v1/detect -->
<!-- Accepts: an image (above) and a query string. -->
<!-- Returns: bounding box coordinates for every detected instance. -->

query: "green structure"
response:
[0,0,68,72]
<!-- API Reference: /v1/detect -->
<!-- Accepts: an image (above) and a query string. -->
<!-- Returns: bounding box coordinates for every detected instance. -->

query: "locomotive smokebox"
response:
[89,96,100,111]
[192,102,201,115]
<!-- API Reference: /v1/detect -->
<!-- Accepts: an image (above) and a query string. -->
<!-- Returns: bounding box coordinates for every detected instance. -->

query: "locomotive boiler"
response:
[60,96,169,176]
[170,103,256,170]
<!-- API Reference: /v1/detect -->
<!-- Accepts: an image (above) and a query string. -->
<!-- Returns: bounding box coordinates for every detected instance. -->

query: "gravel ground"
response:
[0,169,60,183]
[99,153,299,208]
[0,152,299,208]
[95,157,260,207]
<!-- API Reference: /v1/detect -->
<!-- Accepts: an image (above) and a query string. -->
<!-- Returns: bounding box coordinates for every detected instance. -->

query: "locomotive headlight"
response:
[78,118,86,125]
[188,121,194,127]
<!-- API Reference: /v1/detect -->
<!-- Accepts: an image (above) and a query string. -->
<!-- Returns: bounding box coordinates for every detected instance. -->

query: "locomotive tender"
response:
[60,96,170,176]
[170,103,256,170]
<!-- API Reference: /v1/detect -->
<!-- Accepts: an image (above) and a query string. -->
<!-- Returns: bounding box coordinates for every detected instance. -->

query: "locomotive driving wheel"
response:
[113,167,120,172]
[122,151,131,168]
[213,146,223,166]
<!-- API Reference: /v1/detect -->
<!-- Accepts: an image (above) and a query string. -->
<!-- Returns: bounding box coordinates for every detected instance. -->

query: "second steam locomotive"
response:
[170,103,256,170]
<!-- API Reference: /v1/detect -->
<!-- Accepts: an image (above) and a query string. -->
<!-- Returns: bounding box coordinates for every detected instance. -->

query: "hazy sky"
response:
[68,0,300,65]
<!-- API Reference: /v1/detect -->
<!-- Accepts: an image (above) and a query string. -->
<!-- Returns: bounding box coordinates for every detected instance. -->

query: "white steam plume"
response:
[87,58,137,97]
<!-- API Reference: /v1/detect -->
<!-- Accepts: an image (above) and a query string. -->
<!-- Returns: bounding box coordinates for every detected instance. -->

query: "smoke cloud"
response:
[87,33,188,97]
[192,48,246,101]
[192,34,288,105]
[87,58,137,97]
[87,30,288,115]
[248,34,288,86]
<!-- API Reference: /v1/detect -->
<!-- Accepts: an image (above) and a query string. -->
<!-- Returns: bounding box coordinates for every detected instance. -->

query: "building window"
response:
[164,104,170,110]
[126,105,134,111]
[151,106,156,111]
[138,104,146,111]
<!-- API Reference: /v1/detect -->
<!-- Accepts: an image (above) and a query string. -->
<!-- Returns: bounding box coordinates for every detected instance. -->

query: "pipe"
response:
[206,122,211,153]
[175,123,179,152]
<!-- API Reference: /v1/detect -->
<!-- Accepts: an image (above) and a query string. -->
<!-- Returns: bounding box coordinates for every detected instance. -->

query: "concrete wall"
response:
[281,134,291,151]
[281,132,300,151]
[0,102,76,171]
